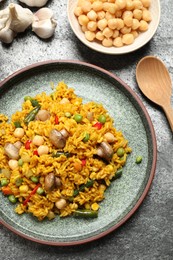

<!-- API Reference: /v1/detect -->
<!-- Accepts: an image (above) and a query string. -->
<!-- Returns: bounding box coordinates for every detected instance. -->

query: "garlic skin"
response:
[9,3,33,33]
[19,0,49,7]
[32,8,57,39]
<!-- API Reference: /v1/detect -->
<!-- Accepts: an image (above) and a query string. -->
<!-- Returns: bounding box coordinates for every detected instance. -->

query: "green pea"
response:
[1,178,9,186]
[117,147,125,157]
[98,115,106,124]
[136,156,142,164]
[18,159,23,166]
[36,187,44,195]
[30,176,39,183]
[24,96,32,101]
[74,114,83,123]
[31,99,39,107]
[83,132,90,142]
[15,178,23,187]
[65,112,71,118]
[8,195,17,204]
[14,121,22,128]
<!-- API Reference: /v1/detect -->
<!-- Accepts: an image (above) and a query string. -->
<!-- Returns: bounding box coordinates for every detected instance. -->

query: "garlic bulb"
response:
[9,3,33,33]
[19,0,49,7]
[32,8,57,39]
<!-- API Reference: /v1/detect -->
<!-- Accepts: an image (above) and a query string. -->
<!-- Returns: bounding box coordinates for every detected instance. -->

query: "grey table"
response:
[0,1,172,259]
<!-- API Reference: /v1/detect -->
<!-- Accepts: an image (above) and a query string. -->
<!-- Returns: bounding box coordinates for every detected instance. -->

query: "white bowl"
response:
[67,0,161,55]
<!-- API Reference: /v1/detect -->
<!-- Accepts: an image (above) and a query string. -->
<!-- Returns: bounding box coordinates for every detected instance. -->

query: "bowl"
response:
[67,0,161,55]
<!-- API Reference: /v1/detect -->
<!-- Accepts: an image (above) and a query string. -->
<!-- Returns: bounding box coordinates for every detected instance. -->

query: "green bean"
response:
[98,115,106,124]
[73,179,94,197]
[74,114,83,123]
[73,209,98,218]
[1,178,9,186]
[52,151,71,158]
[111,168,123,181]
[8,195,17,204]
[136,156,142,164]
[24,105,41,125]
[117,147,125,157]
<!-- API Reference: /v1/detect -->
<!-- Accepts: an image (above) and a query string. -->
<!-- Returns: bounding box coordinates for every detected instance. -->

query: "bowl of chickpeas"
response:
[67,0,160,54]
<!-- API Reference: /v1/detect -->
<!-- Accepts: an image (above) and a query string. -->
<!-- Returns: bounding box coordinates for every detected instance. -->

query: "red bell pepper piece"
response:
[23,184,41,206]
[33,150,39,156]
[81,159,86,166]
[55,115,59,124]
[93,122,103,130]
[25,140,32,150]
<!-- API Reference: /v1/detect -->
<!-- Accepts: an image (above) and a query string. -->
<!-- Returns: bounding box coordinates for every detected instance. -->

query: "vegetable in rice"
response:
[0,82,131,221]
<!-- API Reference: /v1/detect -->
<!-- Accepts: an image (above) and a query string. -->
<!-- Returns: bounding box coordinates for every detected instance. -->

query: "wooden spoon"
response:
[136,56,173,131]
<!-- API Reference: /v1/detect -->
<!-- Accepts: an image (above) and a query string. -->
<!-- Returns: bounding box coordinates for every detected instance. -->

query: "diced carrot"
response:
[2,186,13,195]
[74,162,82,171]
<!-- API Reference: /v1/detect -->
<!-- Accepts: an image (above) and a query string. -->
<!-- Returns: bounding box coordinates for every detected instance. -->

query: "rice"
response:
[0,82,131,221]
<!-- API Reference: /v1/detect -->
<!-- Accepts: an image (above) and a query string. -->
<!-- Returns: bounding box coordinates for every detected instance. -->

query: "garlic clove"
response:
[32,18,57,39]
[0,26,16,44]
[19,0,49,7]
[9,3,33,33]
[33,8,54,21]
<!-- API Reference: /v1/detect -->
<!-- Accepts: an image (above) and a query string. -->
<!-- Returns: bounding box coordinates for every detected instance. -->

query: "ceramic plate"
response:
[67,0,160,54]
[0,60,157,246]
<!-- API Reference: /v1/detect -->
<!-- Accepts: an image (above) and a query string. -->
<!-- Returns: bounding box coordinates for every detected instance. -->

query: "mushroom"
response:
[55,177,61,188]
[96,141,114,162]
[44,172,55,191]
[49,129,69,149]
[4,143,20,160]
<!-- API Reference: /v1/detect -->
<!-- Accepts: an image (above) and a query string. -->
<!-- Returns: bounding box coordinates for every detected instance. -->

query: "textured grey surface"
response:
[0,0,173,259]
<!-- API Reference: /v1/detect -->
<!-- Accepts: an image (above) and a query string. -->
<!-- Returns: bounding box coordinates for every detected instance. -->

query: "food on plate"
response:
[0,82,131,221]
[74,0,152,47]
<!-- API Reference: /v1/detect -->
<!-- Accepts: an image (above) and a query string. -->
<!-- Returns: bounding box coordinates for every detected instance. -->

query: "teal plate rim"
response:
[0,60,157,246]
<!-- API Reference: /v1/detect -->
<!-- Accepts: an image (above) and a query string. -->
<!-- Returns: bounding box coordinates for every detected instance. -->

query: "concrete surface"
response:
[0,0,173,259]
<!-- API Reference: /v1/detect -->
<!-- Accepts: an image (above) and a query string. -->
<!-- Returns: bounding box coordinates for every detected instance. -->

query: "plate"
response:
[0,60,157,246]
[67,0,161,54]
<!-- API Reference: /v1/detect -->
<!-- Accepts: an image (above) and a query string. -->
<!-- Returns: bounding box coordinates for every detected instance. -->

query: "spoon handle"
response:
[162,104,173,132]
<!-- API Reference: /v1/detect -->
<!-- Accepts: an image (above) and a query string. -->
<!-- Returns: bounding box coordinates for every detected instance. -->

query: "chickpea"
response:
[113,36,123,47]
[124,16,133,27]
[81,1,92,13]
[102,27,113,38]
[97,11,106,20]
[131,30,139,38]
[32,135,44,146]
[122,33,134,45]
[104,132,115,143]
[132,18,140,30]
[115,10,123,18]
[133,0,143,9]
[14,128,25,138]
[97,18,108,31]
[116,18,124,30]
[112,30,119,38]
[85,31,95,41]
[105,11,114,20]
[116,0,126,10]
[37,145,49,156]
[102,37,113,47]
[59,97,70,104]
[108,18,118,30]
[133,9,143,20]
[122,11,133,19]
[87,21,97,32]
[78,15,89,26]
[120,26,131,34]
[87,10,97,21]
[92,1,103,12]
[8,159,18,170]
[74,6,83,17]
[55,198,67,210]
[81,25,87,32]
[142,9,152,22]
[126,0,134,11]
[103,3,116,14]
[139,20,148,31]
[96,31,104,41]
[141,0,151,8]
